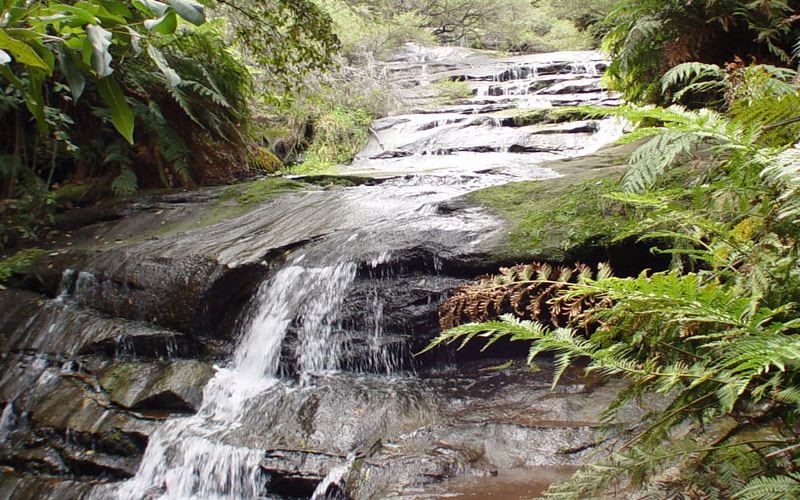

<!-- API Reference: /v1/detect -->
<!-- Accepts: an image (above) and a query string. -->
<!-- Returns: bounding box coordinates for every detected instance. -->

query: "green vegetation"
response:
[498,106,610,127]
[428,4,800,497]
[293,107,372,173]
[431,79,473,104]
[0,248,45,283]
[0,0,338,247]
[329,0,608,52]
[469,175,629,260]
[602,0,800,104]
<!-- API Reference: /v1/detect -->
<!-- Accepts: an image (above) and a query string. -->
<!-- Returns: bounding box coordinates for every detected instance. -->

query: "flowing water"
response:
[1,46,627,499]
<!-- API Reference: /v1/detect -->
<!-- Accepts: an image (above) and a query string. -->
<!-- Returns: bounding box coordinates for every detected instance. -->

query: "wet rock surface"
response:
[0,45,637,499]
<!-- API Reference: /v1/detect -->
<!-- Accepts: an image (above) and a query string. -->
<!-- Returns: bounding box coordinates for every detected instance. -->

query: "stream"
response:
[0,45,632,499]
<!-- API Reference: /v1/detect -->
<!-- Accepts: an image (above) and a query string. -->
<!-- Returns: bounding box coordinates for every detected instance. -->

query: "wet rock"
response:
[98,360,214,413]
[260,449,352,498]
[0,473,96,500]
[236,361,640,499]
[0,289,194,359]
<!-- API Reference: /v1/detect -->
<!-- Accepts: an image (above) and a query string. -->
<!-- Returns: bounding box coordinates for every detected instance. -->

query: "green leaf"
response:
[147,45,180,87]
[58,48,85,100]
[27,37,54,74]
[0,28,49,71]
[25,67,47,134]
[97,0,133,18]
[85,24,113,77]
[111,166,138,195]
[0,65,46,133]
[168,0,205,25]
[144,10,177,34]
[45,4,99,25]
[97,76,134,144]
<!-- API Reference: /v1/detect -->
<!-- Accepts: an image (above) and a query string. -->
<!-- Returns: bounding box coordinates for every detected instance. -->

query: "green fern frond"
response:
[111,167,138,195]
[734,473,800,500]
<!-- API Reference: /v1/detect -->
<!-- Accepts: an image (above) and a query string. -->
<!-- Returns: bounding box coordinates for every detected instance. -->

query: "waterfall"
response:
[0,402,15,442]
[310,453,357,500]
[0,49,629,499]
[98,258,360,499]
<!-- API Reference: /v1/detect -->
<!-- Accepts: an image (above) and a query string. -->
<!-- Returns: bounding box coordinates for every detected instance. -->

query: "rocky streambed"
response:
[0,45,651,499]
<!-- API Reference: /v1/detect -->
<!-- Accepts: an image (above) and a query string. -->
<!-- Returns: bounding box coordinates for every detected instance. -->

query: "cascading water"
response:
[1,48,628,500]
[97,259,361,499]
[0,402,15,442]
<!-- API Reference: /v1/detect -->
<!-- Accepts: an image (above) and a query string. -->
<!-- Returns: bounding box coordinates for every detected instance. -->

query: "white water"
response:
[99,259,360,499]
[0,402,15,442]
[311,453,357,500]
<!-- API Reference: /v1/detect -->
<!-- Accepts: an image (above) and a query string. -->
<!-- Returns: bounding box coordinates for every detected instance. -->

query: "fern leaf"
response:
[111,167,138,195]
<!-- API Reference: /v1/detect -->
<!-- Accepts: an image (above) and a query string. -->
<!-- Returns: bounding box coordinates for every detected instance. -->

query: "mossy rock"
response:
[496,107,607,127]
[0,248,47,284]
[469,173,630,262]
[466,140,644,263]
[99,360,214,413]
[52,183,91,210]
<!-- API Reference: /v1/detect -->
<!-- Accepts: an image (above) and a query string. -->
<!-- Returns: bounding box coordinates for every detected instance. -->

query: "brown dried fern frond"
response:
[438,262,614,330]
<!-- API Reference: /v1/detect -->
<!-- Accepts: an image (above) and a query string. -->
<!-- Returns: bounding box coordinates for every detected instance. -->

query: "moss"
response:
[195,177,307,225]
[52,183,90,209]
[432,79,474,104]
[246,147,283,173]
[236,177,306,205]
[298,174,376,188]
[496,107,609,127]
[468,173,630,260]
[0,248,46,283]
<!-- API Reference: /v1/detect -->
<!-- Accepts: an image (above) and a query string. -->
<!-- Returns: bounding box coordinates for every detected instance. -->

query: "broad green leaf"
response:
[27,37,54,74]
[20,65,47,134]
[45,4,98,25]
[0,64,46,133]
[97,0,133,18]
[0,49,9,64]
[4,7,30,28]
[58,48,85,100]
[85,24,113,77]
[147,45,180,87]
[3,29,45,42]
[97,76,134,144]
[91,1,128,28]
[168,0,204,25]
[144,10,177,34]
[71,2,100,15]
[0,29,49,70]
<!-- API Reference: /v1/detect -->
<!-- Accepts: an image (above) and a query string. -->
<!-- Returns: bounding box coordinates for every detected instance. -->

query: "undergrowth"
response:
[0,248,46,283]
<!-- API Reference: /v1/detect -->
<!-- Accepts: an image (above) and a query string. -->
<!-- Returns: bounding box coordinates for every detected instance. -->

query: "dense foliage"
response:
[602,0,800,103]
[323,0,605,54]
[426,3,800,496]
[0,0,340,247]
